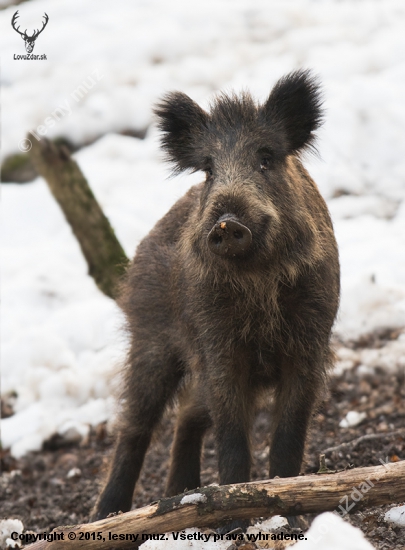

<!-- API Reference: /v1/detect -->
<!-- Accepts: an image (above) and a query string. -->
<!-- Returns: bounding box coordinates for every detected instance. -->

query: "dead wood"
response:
[27,460,405,549]
[29,136,129,298]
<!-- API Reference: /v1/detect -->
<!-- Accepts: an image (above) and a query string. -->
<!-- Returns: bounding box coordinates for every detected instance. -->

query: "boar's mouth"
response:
[207,215,252,257]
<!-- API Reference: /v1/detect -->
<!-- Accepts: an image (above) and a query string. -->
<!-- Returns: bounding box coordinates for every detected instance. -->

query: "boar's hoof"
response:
[207,217,252,257]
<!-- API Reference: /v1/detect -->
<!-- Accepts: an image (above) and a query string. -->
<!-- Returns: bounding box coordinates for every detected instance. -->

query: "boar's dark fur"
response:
[92,70,340,523]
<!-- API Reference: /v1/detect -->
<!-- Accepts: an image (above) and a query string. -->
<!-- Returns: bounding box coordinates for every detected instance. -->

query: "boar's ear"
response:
[154,92,209,174]
[262,70,323,154]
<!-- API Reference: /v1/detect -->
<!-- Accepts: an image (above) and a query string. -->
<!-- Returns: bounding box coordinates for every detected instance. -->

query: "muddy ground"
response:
[1,334,405,549]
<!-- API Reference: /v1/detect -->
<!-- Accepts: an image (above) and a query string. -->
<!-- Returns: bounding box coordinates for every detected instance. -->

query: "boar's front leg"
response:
[269,361,322,529]
[166,380,212,497]
[206,358,254,533]
[210,383,254,485]
[269,366,321,479]
[91,348,183,521]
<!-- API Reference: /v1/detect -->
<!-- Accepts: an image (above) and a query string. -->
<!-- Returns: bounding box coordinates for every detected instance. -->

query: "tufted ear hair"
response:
[261,70,323,155]
[154,92,209,174]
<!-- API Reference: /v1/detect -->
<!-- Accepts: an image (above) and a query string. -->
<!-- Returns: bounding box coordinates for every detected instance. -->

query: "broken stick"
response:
[27,460,405,549]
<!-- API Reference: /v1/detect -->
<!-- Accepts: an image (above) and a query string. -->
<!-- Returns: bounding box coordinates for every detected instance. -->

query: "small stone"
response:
[67,467,82,479]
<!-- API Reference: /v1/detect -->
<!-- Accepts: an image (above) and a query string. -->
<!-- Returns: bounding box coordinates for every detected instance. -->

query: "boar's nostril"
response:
[207,217,252,257]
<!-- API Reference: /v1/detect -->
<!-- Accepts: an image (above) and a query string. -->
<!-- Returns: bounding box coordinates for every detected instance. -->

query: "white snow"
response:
[2,0,405,547]
[384,505,405,527]
[180,493,207,506]
[0,519,23,550]
[250,515,289,531]
[334,333,405,375]
[139,513,377,550]
[339,411,367,428]
[293,512,375,549]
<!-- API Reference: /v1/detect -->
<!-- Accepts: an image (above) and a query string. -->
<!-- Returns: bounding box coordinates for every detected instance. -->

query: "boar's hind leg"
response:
[91,351,184,521]
[166,382,212,496]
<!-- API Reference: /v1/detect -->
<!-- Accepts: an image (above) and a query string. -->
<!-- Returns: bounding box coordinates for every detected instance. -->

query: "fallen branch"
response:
[29,137,129,299]
[27,460,405,549]
[322,429,405,455]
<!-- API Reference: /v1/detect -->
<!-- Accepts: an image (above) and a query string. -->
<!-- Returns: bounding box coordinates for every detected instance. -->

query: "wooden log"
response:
[26,460,405,549]
[29,137,129,299]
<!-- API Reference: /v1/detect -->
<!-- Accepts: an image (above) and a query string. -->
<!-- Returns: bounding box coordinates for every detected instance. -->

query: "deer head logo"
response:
[11,11,49,53]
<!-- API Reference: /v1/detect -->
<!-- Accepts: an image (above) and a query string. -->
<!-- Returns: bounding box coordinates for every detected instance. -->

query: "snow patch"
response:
[339,411,367,428]
[293,512,375,549]
[384,505,405,527]
[180,493,207,505]
[0,519,23,550]
[250,515,288,531]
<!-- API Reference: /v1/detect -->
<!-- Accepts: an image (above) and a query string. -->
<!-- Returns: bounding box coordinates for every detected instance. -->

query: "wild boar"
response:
[92,70,340,525]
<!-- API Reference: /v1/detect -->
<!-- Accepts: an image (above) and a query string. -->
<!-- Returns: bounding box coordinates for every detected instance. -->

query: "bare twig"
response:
[322,429,405,455]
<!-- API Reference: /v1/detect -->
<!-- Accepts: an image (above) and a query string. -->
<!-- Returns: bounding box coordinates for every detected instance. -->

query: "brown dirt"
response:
[1,336,405,549]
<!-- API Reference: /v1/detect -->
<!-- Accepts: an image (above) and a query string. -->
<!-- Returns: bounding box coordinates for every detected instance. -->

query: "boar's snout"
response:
[207,216,252,257]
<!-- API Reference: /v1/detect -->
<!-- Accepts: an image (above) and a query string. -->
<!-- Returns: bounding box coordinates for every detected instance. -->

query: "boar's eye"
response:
[258,148,273,172]
[260,157,271,172]
[205,167,213,177]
